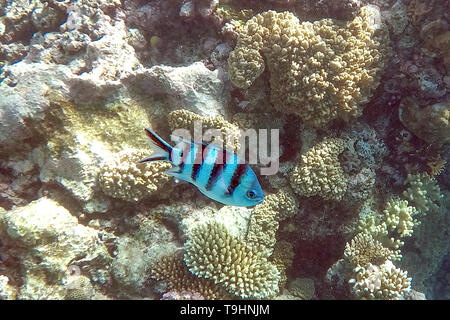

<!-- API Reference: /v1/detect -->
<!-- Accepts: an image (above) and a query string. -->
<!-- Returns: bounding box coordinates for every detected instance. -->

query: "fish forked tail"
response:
[138,128,173,163]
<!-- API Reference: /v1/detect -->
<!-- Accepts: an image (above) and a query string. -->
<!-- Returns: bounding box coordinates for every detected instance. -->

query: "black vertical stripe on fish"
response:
[176,142,192,174]
[205,148,228,191]
[226,163,248,196]
[191,143,207,181]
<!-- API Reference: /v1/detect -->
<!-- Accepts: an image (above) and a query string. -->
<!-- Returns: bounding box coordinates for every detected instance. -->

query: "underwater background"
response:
[0,0,448,300]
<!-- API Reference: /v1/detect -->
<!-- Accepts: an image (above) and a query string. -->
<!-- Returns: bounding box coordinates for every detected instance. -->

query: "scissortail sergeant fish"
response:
[139,128,264,207]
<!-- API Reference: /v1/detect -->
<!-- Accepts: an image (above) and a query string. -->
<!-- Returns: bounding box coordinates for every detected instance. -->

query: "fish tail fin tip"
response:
[143,128,172,162]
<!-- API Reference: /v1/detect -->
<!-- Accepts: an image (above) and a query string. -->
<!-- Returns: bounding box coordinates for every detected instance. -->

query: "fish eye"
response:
[246,190,256,199]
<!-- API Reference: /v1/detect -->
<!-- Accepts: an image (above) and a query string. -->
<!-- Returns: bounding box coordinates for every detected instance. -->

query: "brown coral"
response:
[150,253,228,300]
[228,6,390,127]
[290,138,348,200]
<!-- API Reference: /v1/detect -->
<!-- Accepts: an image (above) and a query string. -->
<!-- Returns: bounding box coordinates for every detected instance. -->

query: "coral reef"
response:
[184,221,280,299]
[228,6,390,127]
[0,0,448,301]
[290,138,348,201]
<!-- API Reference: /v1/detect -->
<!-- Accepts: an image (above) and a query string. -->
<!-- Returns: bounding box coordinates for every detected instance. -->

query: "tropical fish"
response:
[139,128,264,207]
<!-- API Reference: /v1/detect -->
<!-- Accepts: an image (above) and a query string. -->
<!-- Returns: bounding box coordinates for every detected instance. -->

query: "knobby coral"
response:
[150,253,229,300]
[98,148,172,202]
[290,138,348,200]
[168,109,241,152]
[228,6,390,127]
[246,188,297,254]
[184,221,280,299]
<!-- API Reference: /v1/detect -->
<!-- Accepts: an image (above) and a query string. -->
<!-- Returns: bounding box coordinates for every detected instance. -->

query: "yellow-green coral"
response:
[358,199,419,255]
[289,138,348,200]
[150,253,229,300]
[383,199,419,238]
[246,189,297,254]
[98,148,172,202]
[168,109,241,152]
[403,173,442,215]
[228,6,390,127]
[184,221,280,299]
[349,260,412,300]
[344,233,395,268]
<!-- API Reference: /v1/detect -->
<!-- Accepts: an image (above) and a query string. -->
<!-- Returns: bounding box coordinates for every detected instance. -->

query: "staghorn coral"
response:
[344,233,395,268]
[349,260,412,300]
[98,148,172,202]
[403,173,442,215]
[228,6,390,127]
[246,188,297,254]
[150,253,229,300]
[184,221,280,299]
[168,109,241,152]
[290,138,348,201]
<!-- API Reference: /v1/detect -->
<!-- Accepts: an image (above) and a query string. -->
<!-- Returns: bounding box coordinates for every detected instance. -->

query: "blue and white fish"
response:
[139,128,264,207]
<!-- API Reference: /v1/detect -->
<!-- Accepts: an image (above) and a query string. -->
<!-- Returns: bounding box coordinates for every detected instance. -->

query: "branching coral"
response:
[168,109,241,152]
[228,6,390,127]
[358,198,420,254]
[344,233,395,268]
[403,173,442,215]
[349,260,412,300]
[289,138,348,201]
[383,199,419,238]
[150,253,229,300]
[98,148,172,202]
[184,221,280,299]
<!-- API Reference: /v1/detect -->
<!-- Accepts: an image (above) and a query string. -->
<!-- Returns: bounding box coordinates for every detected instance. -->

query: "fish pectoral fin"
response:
[165,166,183,177]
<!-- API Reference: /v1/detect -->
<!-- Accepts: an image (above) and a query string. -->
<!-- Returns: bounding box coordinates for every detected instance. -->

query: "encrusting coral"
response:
[98,148,172,202]
[228,5,390,127]
[290,138,348,201]
[349,260,412,300]
[168,109,241,152]
[184,221,280,299]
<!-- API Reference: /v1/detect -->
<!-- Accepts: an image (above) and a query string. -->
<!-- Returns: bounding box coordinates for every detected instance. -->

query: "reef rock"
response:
[0,197,112,299]
[129,62,230,118]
